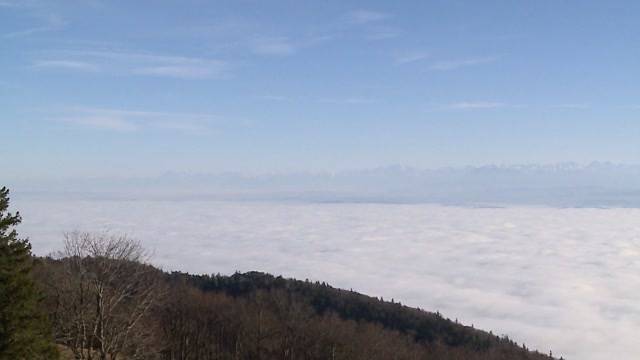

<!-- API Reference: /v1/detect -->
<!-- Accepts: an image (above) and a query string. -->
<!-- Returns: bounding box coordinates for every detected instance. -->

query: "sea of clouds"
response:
[14,198,640,360]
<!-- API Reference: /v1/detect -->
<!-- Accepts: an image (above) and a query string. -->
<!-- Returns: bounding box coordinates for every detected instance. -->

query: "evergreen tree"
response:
[0,187,57,359]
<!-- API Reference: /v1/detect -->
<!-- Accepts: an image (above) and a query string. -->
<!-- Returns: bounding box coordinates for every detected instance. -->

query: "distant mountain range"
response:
[12,162,640,207]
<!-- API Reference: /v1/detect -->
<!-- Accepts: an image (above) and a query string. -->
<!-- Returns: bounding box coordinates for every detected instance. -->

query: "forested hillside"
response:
[171,271,551,355]
[34,251,560,359]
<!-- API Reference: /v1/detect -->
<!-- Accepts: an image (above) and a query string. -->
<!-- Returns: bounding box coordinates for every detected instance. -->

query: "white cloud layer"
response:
[15,199,640,360]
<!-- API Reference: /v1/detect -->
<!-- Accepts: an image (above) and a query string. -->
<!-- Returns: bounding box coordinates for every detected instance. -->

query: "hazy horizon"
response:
[9,161,640,208]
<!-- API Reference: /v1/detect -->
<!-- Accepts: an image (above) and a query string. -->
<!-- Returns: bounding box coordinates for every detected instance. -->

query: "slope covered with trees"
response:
[162,271,559,360]
[35,243,559,359]
[172,272,530,351]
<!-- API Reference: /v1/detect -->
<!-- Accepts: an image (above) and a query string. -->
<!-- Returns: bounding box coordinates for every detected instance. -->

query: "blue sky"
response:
[3,0,640,179]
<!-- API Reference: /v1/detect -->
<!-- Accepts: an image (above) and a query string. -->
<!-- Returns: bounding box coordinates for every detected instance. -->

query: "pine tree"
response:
[0,187,57,359]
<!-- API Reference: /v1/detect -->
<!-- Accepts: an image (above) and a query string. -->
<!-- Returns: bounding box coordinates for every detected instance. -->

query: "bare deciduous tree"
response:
[51,231,161,360]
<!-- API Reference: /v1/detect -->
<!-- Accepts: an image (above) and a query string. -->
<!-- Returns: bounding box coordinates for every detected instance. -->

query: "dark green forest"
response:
[1,187,561,360]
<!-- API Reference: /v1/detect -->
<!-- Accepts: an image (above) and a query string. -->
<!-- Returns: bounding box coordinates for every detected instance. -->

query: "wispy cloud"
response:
[434,102,588,111]
[347,10,390,24]
[55,107,217,134]
[3,12,66,39]
[365,26,401,40]
[430,56,499,71]
[317,97,375,105]
[250,36,296,56]
[257,95,374,104]
[64,116,138,132]
[258,95,290,102]
[344,9,398,41]
[184,19,309,57]
[185,13,383,56]
[5,26,53,38]
[394,51,430,65]
[448,101,506,109]
[0,0,42,8]
[551,103,590,109]
[132,64,224,79]
[33,60,100,72]
[33,50,229,79]
[0,0,24,7]
[154,121,208,134]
